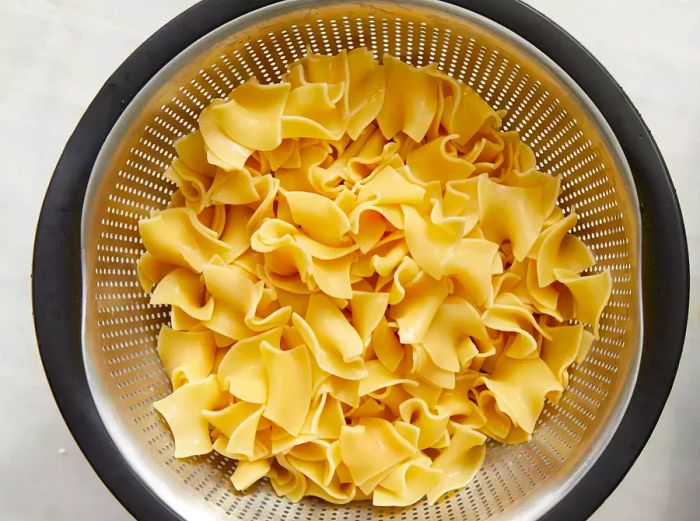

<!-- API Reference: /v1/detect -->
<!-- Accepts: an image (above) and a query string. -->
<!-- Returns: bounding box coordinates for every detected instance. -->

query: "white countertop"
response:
[1,0,698,519]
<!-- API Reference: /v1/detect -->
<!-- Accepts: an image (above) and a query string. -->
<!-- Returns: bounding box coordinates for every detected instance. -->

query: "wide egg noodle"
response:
[139,207,234,271]
[152,375,225,458]
[203,401,264,459]
[139,50,612,506]
[261,342,313,436]
[150,267,214,321]
[157,326,217,389]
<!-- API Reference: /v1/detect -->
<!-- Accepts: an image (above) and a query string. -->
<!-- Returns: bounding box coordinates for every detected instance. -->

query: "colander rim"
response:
[32,0,689,520]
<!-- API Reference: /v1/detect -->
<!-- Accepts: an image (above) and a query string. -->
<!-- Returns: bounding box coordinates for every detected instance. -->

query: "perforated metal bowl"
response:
[33,1,689,520]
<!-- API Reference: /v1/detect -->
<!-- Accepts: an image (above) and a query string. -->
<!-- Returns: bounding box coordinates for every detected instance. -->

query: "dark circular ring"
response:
[32,0,689,519]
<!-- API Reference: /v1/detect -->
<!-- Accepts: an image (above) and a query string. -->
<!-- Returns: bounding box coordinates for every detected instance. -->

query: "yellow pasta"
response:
[140,49,612,507]
[153,375,225,458]
[157,326,217,389]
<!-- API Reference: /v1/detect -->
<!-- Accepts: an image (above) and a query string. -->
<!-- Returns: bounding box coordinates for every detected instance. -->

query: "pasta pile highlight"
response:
[137,49,612,507]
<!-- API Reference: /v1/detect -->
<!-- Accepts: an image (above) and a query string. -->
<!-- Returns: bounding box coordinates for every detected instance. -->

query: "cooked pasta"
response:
[140,49,611,507]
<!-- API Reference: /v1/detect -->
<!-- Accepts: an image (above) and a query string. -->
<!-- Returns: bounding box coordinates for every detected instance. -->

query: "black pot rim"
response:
[32,0,689,520]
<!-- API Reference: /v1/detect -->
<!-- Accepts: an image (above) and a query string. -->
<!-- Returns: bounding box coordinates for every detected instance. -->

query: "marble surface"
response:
[1,0,698,519]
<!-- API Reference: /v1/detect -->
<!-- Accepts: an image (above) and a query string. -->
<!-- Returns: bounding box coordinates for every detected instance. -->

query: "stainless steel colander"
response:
[33,0,690,520]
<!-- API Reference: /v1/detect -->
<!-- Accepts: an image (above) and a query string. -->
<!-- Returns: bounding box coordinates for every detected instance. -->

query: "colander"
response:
[32,0,689,520]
